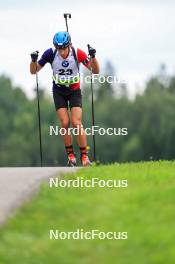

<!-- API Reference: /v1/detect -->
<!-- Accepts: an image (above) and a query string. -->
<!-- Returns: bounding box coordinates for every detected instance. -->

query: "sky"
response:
[0,0,175,98]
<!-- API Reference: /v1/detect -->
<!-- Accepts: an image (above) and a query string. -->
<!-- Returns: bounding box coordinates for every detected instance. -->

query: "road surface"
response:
[0,167,78,226]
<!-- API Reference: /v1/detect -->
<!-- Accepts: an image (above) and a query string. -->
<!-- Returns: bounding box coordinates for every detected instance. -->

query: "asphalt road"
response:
[0,167,78,226]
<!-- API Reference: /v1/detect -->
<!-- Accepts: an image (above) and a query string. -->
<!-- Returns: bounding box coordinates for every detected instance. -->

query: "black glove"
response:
[88,45,96,58]
[30,51,39,62]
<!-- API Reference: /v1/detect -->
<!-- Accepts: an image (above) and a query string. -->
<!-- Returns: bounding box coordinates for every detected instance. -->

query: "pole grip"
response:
[64,13,71,18]
[87,44,90,52]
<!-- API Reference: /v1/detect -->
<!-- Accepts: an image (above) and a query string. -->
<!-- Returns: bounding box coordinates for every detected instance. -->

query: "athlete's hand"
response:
[30,51,39,62]
[88,45,96,58]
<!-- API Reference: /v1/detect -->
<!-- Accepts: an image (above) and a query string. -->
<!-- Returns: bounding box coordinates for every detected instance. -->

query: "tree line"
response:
[0,68,175,166]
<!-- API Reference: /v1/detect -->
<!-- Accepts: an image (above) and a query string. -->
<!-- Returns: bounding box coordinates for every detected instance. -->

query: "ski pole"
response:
[35,54,43,167]
[87,44,96,162]
[63,13,71,32]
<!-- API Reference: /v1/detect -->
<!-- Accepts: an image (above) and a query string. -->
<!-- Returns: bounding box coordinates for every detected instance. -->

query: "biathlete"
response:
[30,31,100,166]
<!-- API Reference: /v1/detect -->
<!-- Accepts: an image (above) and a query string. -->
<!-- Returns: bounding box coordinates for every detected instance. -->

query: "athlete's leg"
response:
[71,107,87,147]
[69,90,91,166]
[56,108,72,146]
[57,108,76,166]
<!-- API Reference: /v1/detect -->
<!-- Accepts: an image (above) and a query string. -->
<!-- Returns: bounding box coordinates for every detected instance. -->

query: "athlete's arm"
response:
[77,48,100,74]
[30,49,53,74]
[86,45,99,74]
[87,58,100,74]
[30,62,43,74]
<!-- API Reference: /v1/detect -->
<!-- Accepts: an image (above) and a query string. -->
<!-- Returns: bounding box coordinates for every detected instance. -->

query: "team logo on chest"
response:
[62,60,69,67]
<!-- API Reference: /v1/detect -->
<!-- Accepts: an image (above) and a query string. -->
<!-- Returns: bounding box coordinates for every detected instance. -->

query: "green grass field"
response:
[0,161,175,264]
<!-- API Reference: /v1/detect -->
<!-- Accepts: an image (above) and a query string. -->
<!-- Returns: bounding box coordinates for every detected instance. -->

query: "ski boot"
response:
[80,153,92,167]
[67,152,77,167]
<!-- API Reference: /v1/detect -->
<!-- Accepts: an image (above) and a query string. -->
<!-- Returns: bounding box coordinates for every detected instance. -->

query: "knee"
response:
[60,119,70,129]
[72,118,82,128]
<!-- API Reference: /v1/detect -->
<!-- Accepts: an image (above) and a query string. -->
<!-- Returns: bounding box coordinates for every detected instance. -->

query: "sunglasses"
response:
[56,45,69,50]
